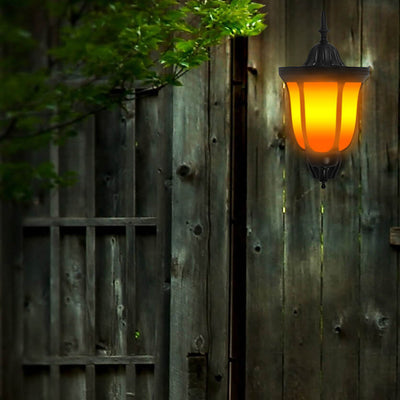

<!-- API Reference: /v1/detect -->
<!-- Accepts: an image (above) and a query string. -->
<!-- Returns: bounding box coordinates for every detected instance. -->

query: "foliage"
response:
[0,0,266,201]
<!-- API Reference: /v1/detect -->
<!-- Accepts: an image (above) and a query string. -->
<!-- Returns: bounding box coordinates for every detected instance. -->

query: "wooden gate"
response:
[1,89,172,399]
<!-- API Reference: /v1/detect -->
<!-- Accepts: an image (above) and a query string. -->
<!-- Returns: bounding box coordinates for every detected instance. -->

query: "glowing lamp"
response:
[279,12,369,188]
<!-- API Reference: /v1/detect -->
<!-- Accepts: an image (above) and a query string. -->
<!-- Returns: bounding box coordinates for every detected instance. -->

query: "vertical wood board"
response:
[60,229,87,355]
[360,0,399,398]
[246,0,285,397]
[321,1,362,398]
[284,2,323,399]
[170,64,209,399]
[207,40,231,400]
[95,108,129,218]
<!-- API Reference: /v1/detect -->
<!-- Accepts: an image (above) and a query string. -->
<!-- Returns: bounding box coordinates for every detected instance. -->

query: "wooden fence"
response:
[1,90,172,399]
[1,0,400,399]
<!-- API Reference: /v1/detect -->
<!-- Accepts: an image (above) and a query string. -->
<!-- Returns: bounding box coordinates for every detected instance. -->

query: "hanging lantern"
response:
[279,11,369,188]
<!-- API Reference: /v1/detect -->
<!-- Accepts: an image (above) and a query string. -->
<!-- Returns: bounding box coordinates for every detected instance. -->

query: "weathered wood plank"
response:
[95,228,127,354]
[84,115,96,400]
[95,107,129,217]
[125,227,137,398]
[122,100,136,218]
[153,85,173,400]
[360,0,399,398]
[170,63,209,399]
[284,1,323,399]
[1,202,23,399]
[23,229,50,399]
[133,88,168,399]
[95,366,126,400]
[23,367,50,400]
[50,226,61,400]
[59,226,87,399]
[246,0,285,397]
[60,229,87,355]
[23,217,157,227]
[135,365,154,400]
[23,355,155,366]
[50,141,61,400]
[60,367,85,400]
[207,40,231,400]
[321,2,362,398]
[59,119,92,217]
[187,354,207,400]
[134,229,157,397]
[123,98,137,399]
[23,146,51,218]
[85,365,95,400]
[85,228,95,361]
[23,229,50,359]
[95,227,127,395]
[135,94,159,217]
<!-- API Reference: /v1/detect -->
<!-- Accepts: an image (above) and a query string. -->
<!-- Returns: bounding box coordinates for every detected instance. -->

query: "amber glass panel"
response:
[339,82,361,150]
[304,82,338,153]
[286,82,305,149]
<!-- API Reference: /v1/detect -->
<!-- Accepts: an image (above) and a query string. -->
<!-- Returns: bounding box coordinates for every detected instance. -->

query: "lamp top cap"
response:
[303,11,345,67]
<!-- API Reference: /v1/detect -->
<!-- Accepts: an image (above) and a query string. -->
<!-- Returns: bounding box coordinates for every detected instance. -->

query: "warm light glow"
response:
[286,82,305,149]
[285,81,362,153]
[304,82,337,152]
[339,82,361,150]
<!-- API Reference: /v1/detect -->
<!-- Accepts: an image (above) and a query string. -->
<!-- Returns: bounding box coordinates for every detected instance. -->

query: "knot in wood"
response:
[247,65,258,76]
[176,163,193,179]
[254,244,261,253]
[376,316,390,330]
[334,325,342,334]
[193,335,205,353]
[193,224,202,236]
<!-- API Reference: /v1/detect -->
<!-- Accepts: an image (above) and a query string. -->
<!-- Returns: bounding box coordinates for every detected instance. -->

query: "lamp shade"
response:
[280,68,369,153]
[278,11,369,187]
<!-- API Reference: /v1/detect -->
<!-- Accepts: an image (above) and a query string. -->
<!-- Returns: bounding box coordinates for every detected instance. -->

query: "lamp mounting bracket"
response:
[306,153,342,189]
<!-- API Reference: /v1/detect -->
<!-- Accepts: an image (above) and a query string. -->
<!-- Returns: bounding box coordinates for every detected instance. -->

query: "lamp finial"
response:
[319,11,328,44]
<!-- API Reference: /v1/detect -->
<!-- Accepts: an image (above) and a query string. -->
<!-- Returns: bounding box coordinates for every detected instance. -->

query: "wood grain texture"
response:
[284,2,323,399]
[359,0,399,398]
[321,1,362,398]
[23,355,155,365]
[59,119,92,217]
[95,107,130,217]
[60,229,87,356]
[60,367,85,400]
[23,229,50,359]
[95,228,127,355]
[154,86,173,400]
[135,230,157,357]
[135,95,159,218]
[23,217,157,227]
[170,63,210,399]
[188,354,207,400]
[246,0,285,397]
[95,228,127,396]
[207,40,231,400]
[95,366,126,400]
